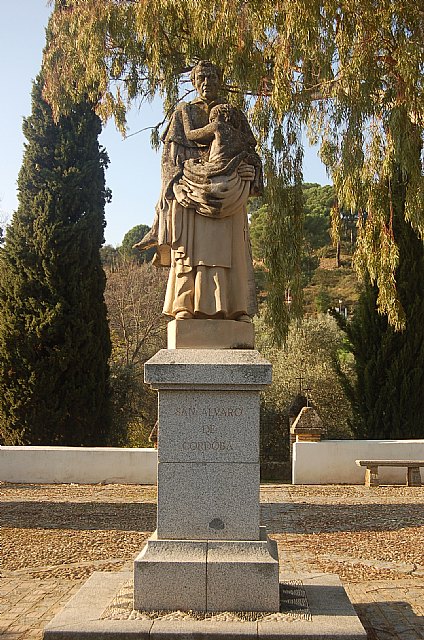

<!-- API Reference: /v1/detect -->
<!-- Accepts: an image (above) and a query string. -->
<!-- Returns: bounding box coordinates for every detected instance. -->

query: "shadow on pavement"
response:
[260,502,424,533]
[1,501,157,532]
[4,500,423,535]
[354,600,424,640]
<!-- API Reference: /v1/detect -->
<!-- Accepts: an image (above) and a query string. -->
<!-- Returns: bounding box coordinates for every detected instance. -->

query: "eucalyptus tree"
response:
[43,1,423,342]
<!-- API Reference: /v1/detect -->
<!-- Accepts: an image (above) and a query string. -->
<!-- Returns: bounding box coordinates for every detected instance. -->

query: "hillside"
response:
[303,244,360,316]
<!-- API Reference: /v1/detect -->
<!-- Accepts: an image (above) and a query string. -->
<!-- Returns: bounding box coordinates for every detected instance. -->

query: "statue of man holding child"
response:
[136,61,262,322]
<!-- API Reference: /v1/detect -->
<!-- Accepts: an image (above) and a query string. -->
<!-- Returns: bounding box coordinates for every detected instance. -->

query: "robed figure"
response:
[138,61,262,322]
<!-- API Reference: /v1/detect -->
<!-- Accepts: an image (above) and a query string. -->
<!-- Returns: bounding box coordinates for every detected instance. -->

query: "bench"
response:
[356,459,424,487]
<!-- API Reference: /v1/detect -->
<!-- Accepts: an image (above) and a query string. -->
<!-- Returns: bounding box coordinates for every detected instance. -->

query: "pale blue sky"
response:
[1,2,329,247]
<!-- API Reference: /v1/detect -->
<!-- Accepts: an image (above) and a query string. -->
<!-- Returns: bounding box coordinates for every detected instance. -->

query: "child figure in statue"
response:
[176,103,263,216]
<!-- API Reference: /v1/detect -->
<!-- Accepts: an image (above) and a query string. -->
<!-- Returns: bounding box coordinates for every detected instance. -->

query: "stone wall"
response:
[293,439,424,484]
[0,446,157,484]
[4,440,424,485]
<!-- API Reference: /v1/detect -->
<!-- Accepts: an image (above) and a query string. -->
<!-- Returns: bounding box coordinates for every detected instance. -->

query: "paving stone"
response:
[3,482,424,640]
[40,571,368,639]
[150,620,257,640]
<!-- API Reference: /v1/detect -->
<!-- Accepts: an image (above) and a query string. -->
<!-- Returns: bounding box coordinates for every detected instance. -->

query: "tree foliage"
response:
[43,1,423,340]
[249,202,268,264]
[104,259,167,446]
[0,212,6,247]
[303,183,334,218]
[335,180,424,439]
[250,183,337,296]
[100,243,120,267]
[0,76,111,446]
[100,225,156,268]
[256,311,355,442]
[303,183,333,249]
[120,224,155,263]
[251,184,335,257]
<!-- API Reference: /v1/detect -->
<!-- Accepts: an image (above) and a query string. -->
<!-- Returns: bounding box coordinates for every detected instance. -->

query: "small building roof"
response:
[288,394,308,417]
[291,406,324,433]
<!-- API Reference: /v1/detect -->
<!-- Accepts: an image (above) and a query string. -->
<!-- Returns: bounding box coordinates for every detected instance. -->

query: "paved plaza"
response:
[1,482,424,639]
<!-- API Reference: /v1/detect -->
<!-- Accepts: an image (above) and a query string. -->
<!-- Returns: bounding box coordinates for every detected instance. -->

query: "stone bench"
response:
[356,459,424,487]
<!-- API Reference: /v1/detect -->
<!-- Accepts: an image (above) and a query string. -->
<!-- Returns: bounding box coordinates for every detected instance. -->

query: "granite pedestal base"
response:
[134,533,280,612]
[137,349,279,613]
[43,571,367,640]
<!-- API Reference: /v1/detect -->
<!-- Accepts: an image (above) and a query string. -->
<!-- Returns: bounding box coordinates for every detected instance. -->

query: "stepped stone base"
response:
[167,319,255,349]
[43,570,367,640]
[134,533,280,612]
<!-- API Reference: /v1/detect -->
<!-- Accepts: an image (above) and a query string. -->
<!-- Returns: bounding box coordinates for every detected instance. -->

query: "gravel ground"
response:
[263,484,424,583]
[2,482,424,639]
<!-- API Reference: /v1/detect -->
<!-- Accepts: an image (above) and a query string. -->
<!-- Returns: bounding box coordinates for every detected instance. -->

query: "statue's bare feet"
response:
[175,311,193,319]
[236,314,252,323]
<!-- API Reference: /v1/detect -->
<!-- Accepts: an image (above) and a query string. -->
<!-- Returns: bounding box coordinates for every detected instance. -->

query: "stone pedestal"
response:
[167,318,255,349]
[134,349,280,612]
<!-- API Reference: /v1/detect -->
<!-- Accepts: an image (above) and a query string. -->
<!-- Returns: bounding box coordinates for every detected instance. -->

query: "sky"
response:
[1,2,330,248]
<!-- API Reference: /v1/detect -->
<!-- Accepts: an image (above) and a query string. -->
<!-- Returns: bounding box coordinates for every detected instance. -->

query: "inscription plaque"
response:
[182,440,235,452]
[175,406,243,418]
[158,390,259,463]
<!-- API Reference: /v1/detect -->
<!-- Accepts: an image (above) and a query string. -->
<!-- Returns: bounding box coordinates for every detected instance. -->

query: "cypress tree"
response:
[0,76,111,445]
[346,177,424,439]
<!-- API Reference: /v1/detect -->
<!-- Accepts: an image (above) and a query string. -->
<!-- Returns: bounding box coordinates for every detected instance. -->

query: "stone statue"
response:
[135,61,262,322]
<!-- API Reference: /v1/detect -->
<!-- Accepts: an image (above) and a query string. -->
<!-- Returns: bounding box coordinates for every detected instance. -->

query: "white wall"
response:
[0,446,157,484]
[293,439,424,484]
[4,441,424,486]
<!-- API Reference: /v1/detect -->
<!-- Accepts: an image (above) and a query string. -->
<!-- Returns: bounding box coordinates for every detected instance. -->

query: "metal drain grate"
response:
[280,580,312,620]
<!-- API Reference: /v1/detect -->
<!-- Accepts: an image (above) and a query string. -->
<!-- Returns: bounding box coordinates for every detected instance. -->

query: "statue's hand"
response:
[238,163,255,181]
[173,183,192,208]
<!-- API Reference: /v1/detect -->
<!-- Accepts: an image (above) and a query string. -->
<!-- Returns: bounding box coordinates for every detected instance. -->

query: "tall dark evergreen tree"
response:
[0,76,111,445]
[342,176,424,439]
